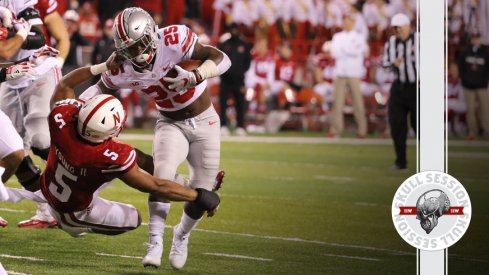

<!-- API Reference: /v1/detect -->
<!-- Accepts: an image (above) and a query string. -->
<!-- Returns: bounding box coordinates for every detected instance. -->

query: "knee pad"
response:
[32,147,50,161]
[15,156,41,192]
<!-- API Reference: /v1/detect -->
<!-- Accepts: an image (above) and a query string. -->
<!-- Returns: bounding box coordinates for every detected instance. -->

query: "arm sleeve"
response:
[22,26,46,49]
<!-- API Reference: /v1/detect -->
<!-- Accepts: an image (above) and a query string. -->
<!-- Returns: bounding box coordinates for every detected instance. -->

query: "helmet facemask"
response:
[113,8,158,69]
[118,32,157,68]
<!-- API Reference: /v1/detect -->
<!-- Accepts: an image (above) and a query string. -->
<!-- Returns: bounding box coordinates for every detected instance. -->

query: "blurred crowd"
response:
[53,0,489,138]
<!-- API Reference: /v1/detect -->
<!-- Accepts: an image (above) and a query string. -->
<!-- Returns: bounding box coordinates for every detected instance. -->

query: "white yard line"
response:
[6,271,31,275]
[203,252,272,262]
[95,253,142,260]
[120,134,402,145]
[136,223,487,263]
[0,208,28,213]
[180,226,415,256]
[354,202,384,207]
[0,254,43,261]
[138,224,414,256]
[322,253,381,262]
[120,134,489,147]
[314,175,354,182]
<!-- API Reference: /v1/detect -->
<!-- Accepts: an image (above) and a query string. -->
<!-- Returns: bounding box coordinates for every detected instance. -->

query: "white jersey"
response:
[101,25,207,112]
[1,0,53,89]
[1,0,43,61]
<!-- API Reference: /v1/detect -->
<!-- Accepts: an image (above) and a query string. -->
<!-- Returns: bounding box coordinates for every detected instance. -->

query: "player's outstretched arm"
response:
[51,66,92,105]
[120,164,220,212]
[79,52,125,100]
[52,52,123,104]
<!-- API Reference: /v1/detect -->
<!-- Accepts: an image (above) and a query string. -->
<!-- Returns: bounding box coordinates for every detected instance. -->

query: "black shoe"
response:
[390,164,408,172]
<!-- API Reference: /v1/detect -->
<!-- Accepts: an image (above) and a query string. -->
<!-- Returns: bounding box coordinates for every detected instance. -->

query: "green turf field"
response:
[0,138,487,274]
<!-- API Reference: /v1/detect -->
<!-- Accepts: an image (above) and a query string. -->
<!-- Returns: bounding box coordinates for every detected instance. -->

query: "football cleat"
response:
[17,209,58,228]
[0,217,8,227]
[142,240,163,268]
[17,218,58,228]
[169,224,189,270]
[213,170,225,191]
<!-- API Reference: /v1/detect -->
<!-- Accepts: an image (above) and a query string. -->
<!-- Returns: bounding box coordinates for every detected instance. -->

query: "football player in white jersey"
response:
[74,7,231,270]
[0,62,33,227]
[0,1,60,228]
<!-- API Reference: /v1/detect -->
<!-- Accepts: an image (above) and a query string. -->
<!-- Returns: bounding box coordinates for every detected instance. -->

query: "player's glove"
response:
[29,46,59,65]
[194,188,220,217]
[0,27,8,40]
[106,51,126,70]
[0,6,13,28]
[162,65,197,92]
[12,18,30,40]
[55,98,84,109]
[6,62,36,81]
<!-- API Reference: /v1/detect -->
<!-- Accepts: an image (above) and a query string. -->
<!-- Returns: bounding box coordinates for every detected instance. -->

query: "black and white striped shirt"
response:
[382,33,418,84]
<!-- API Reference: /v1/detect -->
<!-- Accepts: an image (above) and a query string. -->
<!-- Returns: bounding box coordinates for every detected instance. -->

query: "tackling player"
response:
[2,63,221,238]
[59,7,232,270]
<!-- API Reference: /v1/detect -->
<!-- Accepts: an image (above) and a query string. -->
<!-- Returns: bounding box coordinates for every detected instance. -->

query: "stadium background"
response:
[1,0,488,274]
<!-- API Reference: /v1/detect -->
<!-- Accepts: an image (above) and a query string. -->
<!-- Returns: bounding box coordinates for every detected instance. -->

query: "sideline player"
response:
[72,7,231,269]
[2,63,221,237]
[0,0,60,228]
[0,61,37,227]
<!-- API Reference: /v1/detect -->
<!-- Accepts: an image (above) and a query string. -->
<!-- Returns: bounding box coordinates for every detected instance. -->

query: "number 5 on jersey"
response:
[49,165,77,202]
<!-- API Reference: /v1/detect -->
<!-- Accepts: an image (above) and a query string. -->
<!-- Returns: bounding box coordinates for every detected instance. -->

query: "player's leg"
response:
[169,106,221,270]
[0,110,25,203]
[17,68,58,228]
[52,196,141,237]
[22,68,57,160]
[142,118,189,268]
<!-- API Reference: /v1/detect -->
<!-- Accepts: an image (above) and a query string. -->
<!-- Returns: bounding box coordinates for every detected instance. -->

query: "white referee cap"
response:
[391,13,410,27]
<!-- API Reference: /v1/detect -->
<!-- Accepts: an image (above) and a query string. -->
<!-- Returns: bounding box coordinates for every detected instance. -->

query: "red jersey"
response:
[312,53,335,83]
[40,104,136,213]
[273,58,296,82]
[35,0,58,47]
[447,75,463,100]
[252,52,275,79]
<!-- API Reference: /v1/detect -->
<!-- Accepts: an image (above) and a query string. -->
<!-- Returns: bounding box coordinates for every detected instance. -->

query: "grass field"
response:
[0,136,488,274]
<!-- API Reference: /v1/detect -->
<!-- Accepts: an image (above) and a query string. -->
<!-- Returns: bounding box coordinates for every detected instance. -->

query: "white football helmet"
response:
[113,7,158,68]
[77,95,126,143]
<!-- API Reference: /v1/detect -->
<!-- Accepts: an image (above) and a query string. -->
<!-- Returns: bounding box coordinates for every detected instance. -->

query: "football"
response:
[162,59,202,91]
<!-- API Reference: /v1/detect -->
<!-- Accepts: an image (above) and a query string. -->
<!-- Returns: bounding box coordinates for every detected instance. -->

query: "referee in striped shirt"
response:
[382,13,417,171]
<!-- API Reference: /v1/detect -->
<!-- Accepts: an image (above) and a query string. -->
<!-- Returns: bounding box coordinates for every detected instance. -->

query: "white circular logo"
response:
[391,171,471,251]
